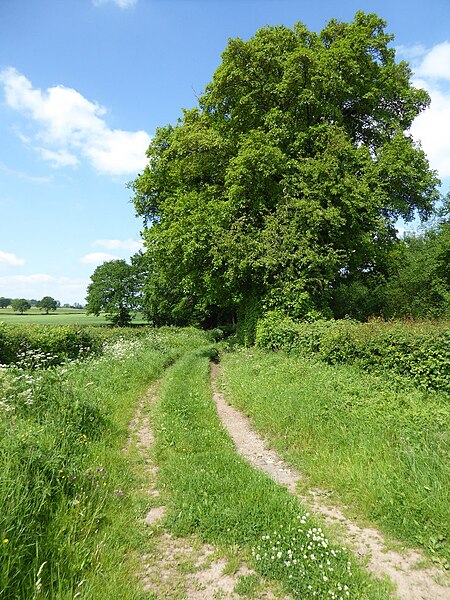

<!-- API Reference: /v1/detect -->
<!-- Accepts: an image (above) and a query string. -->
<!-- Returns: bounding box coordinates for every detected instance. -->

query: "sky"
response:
[1,0,450,305]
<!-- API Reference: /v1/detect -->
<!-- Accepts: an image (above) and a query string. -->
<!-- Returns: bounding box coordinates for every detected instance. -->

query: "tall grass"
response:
[220,349,450,569]
[153,349,391,599]
[0,327,207,599]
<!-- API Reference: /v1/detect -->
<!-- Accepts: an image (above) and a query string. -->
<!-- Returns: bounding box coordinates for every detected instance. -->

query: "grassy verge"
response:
[0,327,207,599]
[220,349,450,569]
[153,349,392,599]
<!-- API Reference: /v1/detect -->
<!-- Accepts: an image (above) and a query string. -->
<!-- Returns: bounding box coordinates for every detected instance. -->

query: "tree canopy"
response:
[85,259,140,326]
[11,299,31,314]
[36,296,59,314]
[131,12,440,329]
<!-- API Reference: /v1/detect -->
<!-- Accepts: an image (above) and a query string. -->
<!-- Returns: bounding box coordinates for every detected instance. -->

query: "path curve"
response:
[211,362,450,600]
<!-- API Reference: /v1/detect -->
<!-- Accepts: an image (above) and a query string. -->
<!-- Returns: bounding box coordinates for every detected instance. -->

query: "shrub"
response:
[0,323,102,366]
[255,315,450,393]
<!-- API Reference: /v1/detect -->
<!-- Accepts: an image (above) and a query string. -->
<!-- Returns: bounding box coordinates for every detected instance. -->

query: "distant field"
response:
[0,308,148,325]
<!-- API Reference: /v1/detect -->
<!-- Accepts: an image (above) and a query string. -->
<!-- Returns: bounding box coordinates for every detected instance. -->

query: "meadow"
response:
[0,308,148,325]
[0,324,208,599]
[153,348,391,599]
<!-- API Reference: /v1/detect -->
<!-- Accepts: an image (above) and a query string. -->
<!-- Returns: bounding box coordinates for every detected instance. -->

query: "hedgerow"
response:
[0,323,102,366]
[255,312,450,392]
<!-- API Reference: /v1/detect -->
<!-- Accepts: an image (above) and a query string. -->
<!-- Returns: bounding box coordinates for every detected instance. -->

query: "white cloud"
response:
[397,42,450,181]
[80,252,120,265]
[0,67,150,176]
[0,251,25,267]
[414,41,450,81]
[93,0,138,7]
[92,238,143,252]
[36,147,80,169]
[411,81,450,179]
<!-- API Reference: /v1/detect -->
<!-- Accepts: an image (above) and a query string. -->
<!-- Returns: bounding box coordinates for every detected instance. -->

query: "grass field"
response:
[0,308,148,325]
[0,327,209,599]
[220,348,450,569]
[154,349,391,599]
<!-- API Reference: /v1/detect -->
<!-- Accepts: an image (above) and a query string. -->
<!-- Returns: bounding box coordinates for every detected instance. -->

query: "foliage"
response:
[10,299,31,314]
[329,217,450,320]
[221,349,450,567]
[36,295,59,314]
[255,315,450,392]
[85,259,141,326]
[235,292,263,346]
[0,323,102,366]
[132,11,440,326]
[382,222,450,318]
[0,298,11,309]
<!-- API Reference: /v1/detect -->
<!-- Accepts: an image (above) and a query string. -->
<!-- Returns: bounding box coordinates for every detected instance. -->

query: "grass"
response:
[0,327,208,599]
[0,309,148,325]
[153,348,392,599]
[220,348,450,569]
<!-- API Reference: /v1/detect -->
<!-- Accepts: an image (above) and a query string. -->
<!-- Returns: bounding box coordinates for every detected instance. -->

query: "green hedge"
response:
[0,323,103,366]
[255,312,450,392]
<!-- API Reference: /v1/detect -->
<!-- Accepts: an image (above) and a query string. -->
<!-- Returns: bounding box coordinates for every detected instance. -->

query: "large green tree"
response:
[85,259,141,326]
[132,12,440,327]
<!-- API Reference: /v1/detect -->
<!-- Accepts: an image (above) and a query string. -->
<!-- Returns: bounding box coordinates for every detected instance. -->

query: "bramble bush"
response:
[255,312,450,392]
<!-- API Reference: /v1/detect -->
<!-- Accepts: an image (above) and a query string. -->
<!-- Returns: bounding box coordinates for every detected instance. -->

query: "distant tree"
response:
[11,299,31,314]
[72,302,84,310]
[36,296,59,314]
[85,259,140,326]
[63,303,71,308]
[0,297,11,309]
[29,299,38,307]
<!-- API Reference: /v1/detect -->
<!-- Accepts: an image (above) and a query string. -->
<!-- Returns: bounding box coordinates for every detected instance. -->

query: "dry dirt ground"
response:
[130,384,290,600]
[210,363,450,600]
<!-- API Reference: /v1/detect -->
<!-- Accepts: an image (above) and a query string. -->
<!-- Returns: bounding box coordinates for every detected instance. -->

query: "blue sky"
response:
[1,0,450,304]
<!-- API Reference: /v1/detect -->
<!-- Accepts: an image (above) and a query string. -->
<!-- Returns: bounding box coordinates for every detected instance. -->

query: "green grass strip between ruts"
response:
[154,348,392,599]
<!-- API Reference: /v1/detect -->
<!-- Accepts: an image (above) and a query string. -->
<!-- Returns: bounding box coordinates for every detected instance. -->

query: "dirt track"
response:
[210,362,450,600]
[133,383,290,599]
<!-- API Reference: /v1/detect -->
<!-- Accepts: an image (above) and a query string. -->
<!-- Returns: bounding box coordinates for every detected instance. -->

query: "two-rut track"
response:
[133,362,450,599]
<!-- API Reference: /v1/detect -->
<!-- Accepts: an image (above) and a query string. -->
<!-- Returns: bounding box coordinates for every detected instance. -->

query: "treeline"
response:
[0,297,84,313]
[331,221,450,321]
[86,220,450,329]
[128,13,448,330]
[86,12,449,330]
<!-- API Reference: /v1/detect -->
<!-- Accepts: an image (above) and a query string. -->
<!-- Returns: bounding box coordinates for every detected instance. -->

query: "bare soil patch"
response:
[211,362,450,600]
